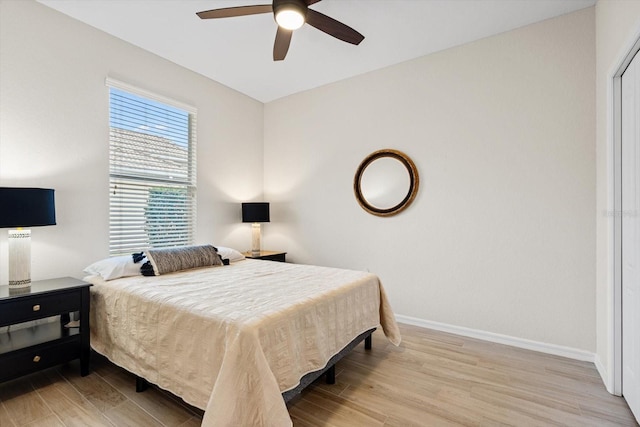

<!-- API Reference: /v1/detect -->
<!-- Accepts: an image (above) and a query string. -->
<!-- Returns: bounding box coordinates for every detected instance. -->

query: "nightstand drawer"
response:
[0,339,80,382]
[0,290,81,326]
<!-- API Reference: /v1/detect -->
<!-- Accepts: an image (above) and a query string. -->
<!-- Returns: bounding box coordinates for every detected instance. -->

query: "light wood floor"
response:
[0,323,636,426]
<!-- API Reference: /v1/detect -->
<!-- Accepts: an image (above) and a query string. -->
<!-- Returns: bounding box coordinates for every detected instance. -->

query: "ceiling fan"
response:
[196,0,365,61]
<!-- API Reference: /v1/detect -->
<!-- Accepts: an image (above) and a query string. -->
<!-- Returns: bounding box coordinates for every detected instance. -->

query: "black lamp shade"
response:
[0,188,56,228]
[242,202,270,223]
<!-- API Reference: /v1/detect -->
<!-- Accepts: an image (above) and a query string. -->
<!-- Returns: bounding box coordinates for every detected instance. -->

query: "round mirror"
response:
[354,149,419,217]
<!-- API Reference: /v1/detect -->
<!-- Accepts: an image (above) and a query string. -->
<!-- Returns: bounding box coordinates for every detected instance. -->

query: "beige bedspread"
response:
[87,259,401,426]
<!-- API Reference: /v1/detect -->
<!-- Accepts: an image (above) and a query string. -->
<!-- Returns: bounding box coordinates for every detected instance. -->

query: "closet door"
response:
[622,49,640,422]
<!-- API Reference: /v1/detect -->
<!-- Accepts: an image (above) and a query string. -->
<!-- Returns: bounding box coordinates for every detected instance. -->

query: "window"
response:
[107,81,197,256]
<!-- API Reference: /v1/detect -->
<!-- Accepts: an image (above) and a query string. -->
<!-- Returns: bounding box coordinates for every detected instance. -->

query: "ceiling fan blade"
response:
[196,5,272,19]
[306,9,364,45]
[306,0,322,5]
[273,27,293,61]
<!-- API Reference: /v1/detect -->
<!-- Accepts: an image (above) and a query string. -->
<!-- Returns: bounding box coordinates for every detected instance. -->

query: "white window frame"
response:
[106,78,197,256]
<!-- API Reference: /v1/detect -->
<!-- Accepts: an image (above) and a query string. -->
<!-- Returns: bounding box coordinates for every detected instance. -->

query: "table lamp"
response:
[0,188,56,288]
[242,202,270,257]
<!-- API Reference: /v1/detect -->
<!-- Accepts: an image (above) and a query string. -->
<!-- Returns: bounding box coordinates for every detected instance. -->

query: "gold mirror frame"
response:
[354,149,419,217]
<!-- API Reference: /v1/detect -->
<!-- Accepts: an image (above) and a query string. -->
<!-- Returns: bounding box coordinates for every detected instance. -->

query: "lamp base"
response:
[8,229,31,288]
[8,282,31,289]
[251,223,261,257]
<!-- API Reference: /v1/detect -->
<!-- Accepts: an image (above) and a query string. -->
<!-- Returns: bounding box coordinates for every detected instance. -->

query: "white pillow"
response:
[84,255,145,281]
[215,246,245,262]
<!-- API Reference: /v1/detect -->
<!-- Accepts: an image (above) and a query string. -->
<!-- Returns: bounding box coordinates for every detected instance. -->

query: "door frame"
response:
[610,32,640,396]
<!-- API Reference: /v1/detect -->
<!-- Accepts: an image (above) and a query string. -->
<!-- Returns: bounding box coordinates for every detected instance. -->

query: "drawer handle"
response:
[32,304,41,312]
[33,355,41,363]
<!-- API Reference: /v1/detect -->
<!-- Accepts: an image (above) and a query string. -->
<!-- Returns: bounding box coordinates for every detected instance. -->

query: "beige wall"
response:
[0,0,264,281]
[595,0,640,390]
[264,8,596,352]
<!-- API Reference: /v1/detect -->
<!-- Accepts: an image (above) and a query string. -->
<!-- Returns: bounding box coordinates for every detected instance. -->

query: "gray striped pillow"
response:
[146,245,223,276]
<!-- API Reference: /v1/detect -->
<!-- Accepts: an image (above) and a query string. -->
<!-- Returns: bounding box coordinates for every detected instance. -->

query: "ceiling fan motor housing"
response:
[273,0,308,24]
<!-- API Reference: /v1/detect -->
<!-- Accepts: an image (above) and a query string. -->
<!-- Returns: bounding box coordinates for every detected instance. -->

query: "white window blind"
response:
[108,83,197,256]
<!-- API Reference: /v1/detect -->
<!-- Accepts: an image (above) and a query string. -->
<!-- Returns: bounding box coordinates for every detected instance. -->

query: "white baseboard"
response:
[395,314,595,363]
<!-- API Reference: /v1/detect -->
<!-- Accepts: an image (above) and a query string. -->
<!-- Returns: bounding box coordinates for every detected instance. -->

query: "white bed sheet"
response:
[87,259,401,426]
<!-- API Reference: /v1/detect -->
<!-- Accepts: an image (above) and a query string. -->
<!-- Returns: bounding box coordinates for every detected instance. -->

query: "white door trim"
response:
[609,30,640,396]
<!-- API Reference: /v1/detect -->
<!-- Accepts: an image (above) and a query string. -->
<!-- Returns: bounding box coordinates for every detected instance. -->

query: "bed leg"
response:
[365,334,372,350]
[136,376,149,393]
[325,365,336,384]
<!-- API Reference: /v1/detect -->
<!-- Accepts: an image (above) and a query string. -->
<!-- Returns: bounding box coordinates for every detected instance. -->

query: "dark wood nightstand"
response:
[0,277,92,383]
[243,251,287,262]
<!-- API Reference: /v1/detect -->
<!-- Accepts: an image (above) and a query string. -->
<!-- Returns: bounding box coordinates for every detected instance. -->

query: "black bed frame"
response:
[134,327,376,403]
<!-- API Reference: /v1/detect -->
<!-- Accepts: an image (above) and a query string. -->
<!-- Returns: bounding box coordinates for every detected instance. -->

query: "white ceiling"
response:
[37,0,596,103]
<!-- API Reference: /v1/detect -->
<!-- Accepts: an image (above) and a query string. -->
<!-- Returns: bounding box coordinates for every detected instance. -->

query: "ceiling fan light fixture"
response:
[273,0,307,30]
[275,9,304,30]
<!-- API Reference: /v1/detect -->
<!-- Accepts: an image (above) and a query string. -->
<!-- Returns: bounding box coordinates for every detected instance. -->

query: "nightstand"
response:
[0,277,92,383]
[243,250,287,262]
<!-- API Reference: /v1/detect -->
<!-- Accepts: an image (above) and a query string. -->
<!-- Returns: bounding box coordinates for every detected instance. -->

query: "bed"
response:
[85,255,401,426]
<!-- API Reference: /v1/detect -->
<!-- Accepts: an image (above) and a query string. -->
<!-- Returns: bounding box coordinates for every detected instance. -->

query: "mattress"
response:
[86,259,401,426]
